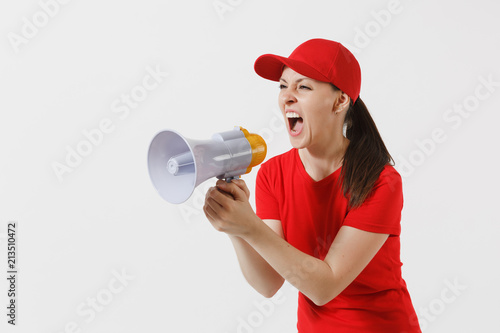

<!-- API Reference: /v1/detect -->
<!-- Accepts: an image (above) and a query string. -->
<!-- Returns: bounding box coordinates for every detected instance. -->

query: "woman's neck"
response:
[298,136,349,182]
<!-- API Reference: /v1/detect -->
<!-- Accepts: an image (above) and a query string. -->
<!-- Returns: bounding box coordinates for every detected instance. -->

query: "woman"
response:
[204,38,421,332]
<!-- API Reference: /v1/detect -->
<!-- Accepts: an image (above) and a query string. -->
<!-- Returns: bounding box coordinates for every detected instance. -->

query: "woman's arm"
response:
[204,179,388,306]
[244,221,388,306]
[228,219,285,298]
[207,180,285,297]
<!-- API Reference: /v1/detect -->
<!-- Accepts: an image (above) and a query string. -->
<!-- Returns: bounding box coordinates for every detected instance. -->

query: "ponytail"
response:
[340,97,394,208]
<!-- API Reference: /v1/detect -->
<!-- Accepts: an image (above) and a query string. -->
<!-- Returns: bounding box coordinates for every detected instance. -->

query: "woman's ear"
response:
[339,92,351,108]
[334,91,351,114]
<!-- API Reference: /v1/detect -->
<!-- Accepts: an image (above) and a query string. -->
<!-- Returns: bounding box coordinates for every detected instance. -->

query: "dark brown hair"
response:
[333,86,394,208]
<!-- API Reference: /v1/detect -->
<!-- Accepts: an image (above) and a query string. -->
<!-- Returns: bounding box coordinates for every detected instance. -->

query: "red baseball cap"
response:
[254,38,361,103]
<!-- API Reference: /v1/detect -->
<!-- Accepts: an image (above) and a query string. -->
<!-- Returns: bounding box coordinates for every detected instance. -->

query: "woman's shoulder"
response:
[373,164,403,192]
[256,149,296,183]
[380,164,401,179]
[260,148,296,170]
[380,164,401,178]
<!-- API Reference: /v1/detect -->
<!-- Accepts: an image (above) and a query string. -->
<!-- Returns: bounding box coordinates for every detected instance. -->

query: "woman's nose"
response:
[281,90,297,104]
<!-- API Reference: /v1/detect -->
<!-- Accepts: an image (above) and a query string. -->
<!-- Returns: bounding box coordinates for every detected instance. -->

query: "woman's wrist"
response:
[240,215,271,245]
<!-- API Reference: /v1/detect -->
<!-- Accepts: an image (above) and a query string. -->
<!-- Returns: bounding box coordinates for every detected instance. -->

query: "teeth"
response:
[286,112,301,118]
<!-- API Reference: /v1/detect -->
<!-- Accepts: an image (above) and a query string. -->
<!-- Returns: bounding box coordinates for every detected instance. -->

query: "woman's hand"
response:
[203,179,259,238]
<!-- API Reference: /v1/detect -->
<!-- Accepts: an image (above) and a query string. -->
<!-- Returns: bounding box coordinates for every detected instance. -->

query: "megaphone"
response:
[147,126,267,204]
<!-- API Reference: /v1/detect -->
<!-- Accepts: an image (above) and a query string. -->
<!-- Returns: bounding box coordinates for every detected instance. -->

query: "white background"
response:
[1,0,499,332]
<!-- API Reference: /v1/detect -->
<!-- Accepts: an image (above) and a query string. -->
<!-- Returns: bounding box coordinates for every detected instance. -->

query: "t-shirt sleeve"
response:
[343,166,403,236]
[255,162,281,221]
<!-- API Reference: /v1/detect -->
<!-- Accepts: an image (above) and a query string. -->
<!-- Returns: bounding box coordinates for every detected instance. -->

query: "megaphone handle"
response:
[225,176,240,183]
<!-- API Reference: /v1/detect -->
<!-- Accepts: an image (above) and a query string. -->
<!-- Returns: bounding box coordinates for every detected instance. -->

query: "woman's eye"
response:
[279,84,287,89]
[299,85,311,90]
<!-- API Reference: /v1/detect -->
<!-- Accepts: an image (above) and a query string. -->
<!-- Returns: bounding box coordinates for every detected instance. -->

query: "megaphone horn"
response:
[147,126,267,204]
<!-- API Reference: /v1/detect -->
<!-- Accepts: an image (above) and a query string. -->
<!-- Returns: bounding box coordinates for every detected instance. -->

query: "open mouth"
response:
[286,111,304,135]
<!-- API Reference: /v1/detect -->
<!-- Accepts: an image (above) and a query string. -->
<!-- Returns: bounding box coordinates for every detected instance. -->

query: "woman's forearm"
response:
[204,180,345,304]
[229,234,284,298]
[241,215,339,306]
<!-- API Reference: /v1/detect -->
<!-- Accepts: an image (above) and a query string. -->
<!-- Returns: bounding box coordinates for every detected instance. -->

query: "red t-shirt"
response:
[255,149,421,333]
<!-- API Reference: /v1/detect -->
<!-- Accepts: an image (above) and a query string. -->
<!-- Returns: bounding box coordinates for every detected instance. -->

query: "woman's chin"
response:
[289,135,308,150]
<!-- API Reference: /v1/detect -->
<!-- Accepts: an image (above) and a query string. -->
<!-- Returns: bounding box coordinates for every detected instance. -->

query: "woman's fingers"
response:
[204,181,257,236]
[204,186,235,232]
[216,179,249,201]
[203,200,217,222]
[204,187,222,216]
[231,179,250,198]
[207,186,232,206]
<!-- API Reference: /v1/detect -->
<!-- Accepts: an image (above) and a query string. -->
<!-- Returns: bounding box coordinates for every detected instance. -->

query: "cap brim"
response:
[254,54,330,83]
